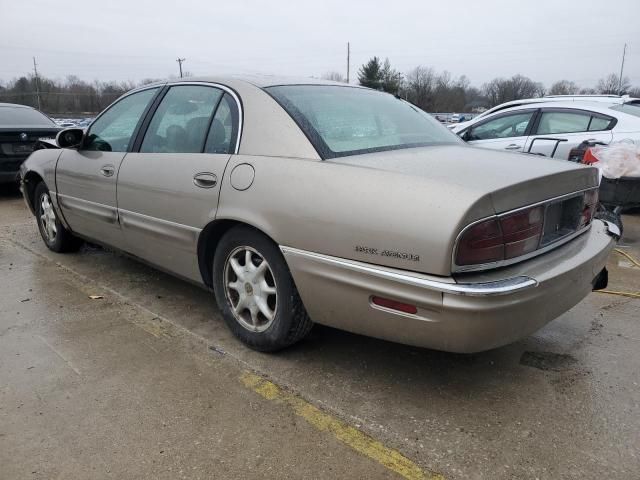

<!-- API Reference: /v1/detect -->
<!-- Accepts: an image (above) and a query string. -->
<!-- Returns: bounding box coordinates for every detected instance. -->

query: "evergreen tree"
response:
[358,57,383,90]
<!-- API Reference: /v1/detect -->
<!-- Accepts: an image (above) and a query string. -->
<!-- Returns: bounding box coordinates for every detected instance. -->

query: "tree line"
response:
[325,56,640,113]
[1,57,638,116]
[0,75,160,116]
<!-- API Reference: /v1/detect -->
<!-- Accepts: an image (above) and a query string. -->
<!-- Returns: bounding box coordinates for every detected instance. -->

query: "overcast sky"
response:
[1,0,638,89]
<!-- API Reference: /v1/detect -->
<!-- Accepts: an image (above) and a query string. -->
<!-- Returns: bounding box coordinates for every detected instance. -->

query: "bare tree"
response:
[321,71,346,83]
[401,66,436,111]
[548,80,580,95]
[596,73,631,94]
[482,74,544,107]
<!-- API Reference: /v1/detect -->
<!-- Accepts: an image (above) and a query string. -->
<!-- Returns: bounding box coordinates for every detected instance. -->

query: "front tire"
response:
[34,182,83,253]
[212,225,312,352]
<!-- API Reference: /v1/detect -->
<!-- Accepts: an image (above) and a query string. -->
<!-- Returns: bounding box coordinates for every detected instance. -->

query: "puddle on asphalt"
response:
[519,351,578,372]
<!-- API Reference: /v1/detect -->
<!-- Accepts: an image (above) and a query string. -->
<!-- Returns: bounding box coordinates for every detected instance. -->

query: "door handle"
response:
[100,164,115,177]
[193,172,217,189]
[504,144,521,150]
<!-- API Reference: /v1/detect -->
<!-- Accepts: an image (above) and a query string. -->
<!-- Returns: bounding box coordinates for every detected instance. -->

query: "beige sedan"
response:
[20,76,618,352]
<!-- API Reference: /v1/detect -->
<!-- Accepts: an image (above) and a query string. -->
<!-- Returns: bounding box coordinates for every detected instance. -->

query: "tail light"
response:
[579,188,598,228]
[582,148,599,165]
[455,190,597,268]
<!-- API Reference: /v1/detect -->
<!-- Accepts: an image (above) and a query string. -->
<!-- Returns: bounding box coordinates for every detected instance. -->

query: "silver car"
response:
[20,76,618,353]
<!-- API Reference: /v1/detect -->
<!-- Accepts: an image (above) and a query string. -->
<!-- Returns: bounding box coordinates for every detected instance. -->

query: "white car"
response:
[450,95,639,133]
[453,100,640,159]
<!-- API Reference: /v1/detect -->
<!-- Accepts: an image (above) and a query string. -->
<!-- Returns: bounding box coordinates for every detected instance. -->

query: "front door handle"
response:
[100,164,115,177]
[193,172,217,189]
[504,144,522,150]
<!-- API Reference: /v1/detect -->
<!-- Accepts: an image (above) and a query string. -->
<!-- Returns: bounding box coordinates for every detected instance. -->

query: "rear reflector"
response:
[371,296,418,315]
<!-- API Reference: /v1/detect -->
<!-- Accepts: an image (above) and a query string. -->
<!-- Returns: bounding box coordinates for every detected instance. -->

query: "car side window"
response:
[140,86,223,154]
[466,112,534,141]
[588,116,612,131]
[204,93,239,154]
[536,111,591,135]
[85,88,159,152]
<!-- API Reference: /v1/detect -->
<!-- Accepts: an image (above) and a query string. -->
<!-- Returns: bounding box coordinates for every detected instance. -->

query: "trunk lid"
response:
[332,144,598,214]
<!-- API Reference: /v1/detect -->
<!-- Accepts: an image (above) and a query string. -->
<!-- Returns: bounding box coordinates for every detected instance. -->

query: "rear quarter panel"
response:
[216,154,495,276]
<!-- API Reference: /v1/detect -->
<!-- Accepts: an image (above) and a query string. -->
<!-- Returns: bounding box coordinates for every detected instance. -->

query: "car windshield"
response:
[266,85,460,158]
[0,106,56,126]
[610,103,640,118]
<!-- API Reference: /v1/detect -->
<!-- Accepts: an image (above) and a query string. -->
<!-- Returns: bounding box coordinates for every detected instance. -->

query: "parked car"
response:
[0,103,60,184]
[20,76,618,353]
[453,100,640,160]
[450,95,639,132]
[450,113,461,123]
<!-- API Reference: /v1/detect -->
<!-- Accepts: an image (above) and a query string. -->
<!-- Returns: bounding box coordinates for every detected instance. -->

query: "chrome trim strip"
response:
[452,188,597,273]
[118,208,202,232]
[57,193,118,224]
[281,246,538,296]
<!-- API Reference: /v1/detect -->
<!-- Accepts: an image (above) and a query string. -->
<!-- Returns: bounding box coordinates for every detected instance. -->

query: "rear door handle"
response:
[100,164,115,177]
[193,172,217,189]
[504,144,522,150]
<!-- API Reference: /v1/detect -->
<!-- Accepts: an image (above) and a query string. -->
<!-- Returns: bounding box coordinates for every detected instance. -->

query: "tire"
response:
[595,206,624,239]
[212,225,313,352]
[34,182,83,253]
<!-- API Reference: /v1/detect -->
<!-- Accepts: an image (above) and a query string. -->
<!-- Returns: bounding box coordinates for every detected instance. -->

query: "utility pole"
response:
[618,44,627,95]
[346,42,350,84]
[176,58,186,78]
[32,57,41,111]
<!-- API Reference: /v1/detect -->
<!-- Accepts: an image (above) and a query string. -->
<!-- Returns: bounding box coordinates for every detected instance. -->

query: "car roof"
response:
[0,102,35,109]
[135,74,363,92]
[493,100,628,115]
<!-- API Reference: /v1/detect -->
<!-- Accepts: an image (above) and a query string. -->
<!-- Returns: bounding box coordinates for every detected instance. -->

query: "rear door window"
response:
[204,93,239,154]
[535,110,615,135]
[140,86,223,153]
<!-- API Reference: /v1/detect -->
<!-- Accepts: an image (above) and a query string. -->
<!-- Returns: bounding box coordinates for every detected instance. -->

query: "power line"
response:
[32,57,41,110]
[618,43,628,94]
[346,42,350,84]
[176,58,186,78]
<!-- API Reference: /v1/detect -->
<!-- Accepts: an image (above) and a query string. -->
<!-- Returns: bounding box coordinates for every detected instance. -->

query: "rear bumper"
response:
[282,220,616,353]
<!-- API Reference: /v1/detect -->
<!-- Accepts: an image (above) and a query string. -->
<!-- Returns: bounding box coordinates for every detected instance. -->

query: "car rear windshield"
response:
[610,103,640,118]
[266,85,460,159]
[0,106,56,127]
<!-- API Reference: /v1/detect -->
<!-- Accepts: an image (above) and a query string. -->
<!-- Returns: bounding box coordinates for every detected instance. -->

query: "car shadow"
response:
[0,184,21,199]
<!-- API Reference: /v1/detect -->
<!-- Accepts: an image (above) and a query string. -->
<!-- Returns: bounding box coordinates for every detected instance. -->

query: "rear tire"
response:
[212,225,313,352]
[34,182,83,253]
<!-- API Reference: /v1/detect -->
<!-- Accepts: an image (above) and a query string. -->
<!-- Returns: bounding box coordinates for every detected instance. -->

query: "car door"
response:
[525,108,615,159]
[460,110,537,153]
[117,84,240,282]
[55,87,161,247]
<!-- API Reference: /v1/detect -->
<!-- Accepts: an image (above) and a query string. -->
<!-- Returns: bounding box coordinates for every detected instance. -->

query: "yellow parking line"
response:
[240,371,444,480]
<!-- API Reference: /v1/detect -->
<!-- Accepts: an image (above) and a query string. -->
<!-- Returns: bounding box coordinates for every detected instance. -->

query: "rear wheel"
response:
[212,225,312,351]
[34,182,83,253]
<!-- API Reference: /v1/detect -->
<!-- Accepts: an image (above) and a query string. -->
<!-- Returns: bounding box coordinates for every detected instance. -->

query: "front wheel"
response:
[34,182,83,253]
[212,226,312,352]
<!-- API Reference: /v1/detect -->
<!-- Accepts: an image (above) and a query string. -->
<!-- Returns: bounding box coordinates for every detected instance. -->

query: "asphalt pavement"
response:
[1,186,639,480]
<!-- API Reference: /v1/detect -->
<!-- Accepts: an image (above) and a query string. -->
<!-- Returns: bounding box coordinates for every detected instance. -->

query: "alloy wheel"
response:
[39,192,57,243]
[223,246,278,332]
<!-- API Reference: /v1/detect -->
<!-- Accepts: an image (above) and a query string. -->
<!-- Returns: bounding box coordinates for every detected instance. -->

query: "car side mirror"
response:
[56,128,85,149]
[460,129,471,141]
